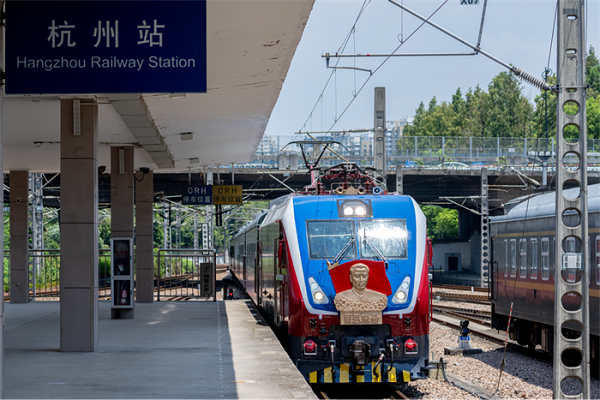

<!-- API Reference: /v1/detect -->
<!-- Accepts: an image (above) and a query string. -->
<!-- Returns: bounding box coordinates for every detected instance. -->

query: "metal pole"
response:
[373,87,386,176]
[388,0,551,91]
[553,1,589,398]
[0,2,5,393]
[480,169,489,288]
[193,212,198,249]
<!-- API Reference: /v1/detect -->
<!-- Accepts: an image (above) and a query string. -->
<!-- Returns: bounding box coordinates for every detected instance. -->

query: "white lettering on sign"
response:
[15,56,195,71]
[91,56,144,70]
[460,0,479,4]
[48,20,76,48]
[93,20,119,48]
[137,20,164,47]
[148,56,196,68]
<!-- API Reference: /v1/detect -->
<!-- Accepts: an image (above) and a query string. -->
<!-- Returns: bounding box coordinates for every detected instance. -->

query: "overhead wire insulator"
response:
[513,67,554,92]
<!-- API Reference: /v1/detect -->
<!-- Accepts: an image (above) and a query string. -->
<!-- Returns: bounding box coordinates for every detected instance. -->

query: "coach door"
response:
[276,237,287,324]
[256,241,262,305]
[491,238,497,300]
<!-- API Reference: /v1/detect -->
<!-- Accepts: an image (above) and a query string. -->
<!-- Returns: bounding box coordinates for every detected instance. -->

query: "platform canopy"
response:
[3,0,314,173]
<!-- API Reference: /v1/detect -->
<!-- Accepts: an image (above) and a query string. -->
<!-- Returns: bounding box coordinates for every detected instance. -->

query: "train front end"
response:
[282,194,432,384]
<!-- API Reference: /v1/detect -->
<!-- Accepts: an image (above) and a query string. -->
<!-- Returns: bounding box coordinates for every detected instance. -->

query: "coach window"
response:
[596,237,600,284]
[519,239,527,278]
[504,240,509,277]
[541,238,550,280]
[530,239,538,279]
[510,239,517,277]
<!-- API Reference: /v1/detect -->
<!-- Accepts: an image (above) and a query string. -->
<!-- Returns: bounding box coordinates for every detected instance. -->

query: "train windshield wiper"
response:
[362,228,388,268]
[331,234,355,264]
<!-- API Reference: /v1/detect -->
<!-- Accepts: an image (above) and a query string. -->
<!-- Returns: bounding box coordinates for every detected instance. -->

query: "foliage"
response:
[399,47,600,148]
[420,205,458,240]
[402,73,533,140]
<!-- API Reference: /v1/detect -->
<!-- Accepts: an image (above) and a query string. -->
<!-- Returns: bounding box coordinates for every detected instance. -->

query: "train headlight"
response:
[391,276,411,305]
[337,200,373,218]
[309,277,330,305]
[354,206,366,216]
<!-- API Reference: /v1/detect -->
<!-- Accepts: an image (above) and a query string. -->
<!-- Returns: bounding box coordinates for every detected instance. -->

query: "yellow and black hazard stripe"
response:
[308,362,411,383]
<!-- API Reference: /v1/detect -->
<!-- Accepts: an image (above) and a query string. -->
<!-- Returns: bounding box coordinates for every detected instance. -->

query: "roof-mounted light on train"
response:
[391,276,411,305]
[309,277,330,305]
[337,200,373,218]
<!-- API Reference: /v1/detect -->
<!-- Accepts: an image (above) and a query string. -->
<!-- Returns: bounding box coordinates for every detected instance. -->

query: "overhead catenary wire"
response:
[317,0,451,136]
[298,0,373,135]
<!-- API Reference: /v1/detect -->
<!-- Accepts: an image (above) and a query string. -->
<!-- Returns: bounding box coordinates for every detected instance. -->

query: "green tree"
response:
[587,46,600,99]
[420,205,458,240]
[482,72,533,137]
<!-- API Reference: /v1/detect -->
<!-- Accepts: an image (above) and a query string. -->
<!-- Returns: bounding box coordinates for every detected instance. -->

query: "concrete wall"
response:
[431,240,472,272]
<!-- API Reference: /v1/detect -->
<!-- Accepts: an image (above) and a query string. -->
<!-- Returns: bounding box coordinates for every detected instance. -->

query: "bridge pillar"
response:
[395,164,403,194]
[111,146,135,318]
[59,98,99,352]
[135,169,154,303]
[9,170,29,303]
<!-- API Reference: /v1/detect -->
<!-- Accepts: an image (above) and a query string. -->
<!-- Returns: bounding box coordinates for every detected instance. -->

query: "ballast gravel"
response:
[407,321,599,399]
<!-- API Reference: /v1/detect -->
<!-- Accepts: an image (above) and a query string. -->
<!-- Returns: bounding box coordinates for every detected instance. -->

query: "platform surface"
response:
[4,300,316,399]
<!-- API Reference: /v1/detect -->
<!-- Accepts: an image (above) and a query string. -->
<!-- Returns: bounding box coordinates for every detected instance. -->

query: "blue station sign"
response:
[183,185,213,206]
[6,1,207,94]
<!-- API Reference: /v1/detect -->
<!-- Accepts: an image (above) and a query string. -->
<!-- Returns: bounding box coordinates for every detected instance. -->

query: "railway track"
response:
[315,386,411,399]
[432,305,491,327]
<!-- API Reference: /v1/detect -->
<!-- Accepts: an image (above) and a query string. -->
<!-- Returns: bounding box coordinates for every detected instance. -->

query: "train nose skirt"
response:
[308,363,410,383]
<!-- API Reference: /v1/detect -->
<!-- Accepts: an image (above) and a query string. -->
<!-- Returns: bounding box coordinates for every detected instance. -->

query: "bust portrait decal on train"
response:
[328,260,392,325]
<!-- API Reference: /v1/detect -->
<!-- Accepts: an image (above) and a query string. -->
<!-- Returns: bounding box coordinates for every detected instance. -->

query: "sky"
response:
[264,0,600,139]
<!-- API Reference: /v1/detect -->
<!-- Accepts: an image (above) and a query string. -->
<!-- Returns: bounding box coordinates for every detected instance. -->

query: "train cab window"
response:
[541,238,550,280]
[357,219,408,259]
[519,239,527,278]
[504,240,508,277]
[596,237,600,284]
[307,220,356,260]
[530,239,538,279]
[509,239,517,277]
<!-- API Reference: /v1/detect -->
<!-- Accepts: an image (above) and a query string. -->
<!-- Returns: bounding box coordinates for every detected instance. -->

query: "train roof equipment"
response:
[492,183,600,223]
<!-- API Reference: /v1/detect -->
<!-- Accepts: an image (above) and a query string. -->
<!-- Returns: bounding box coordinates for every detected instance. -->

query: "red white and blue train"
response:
[230,163,433,384]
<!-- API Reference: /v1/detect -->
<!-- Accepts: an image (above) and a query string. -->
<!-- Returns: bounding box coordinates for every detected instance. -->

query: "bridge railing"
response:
[240,135,600,170]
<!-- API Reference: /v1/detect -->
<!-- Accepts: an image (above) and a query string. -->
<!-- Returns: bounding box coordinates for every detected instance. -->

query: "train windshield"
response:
[307,220,356,259]
[358,219,408,259]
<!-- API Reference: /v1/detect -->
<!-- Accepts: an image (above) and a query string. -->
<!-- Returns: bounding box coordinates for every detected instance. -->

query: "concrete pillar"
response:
[135,169,154,303]
[9,170,29,303]
[60,99,99,352]
[111,146,135,318]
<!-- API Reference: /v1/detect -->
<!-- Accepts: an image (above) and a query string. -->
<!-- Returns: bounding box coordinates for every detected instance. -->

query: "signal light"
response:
[404,338,418,354]
[460,320,470,337]
[304,339,317,355]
